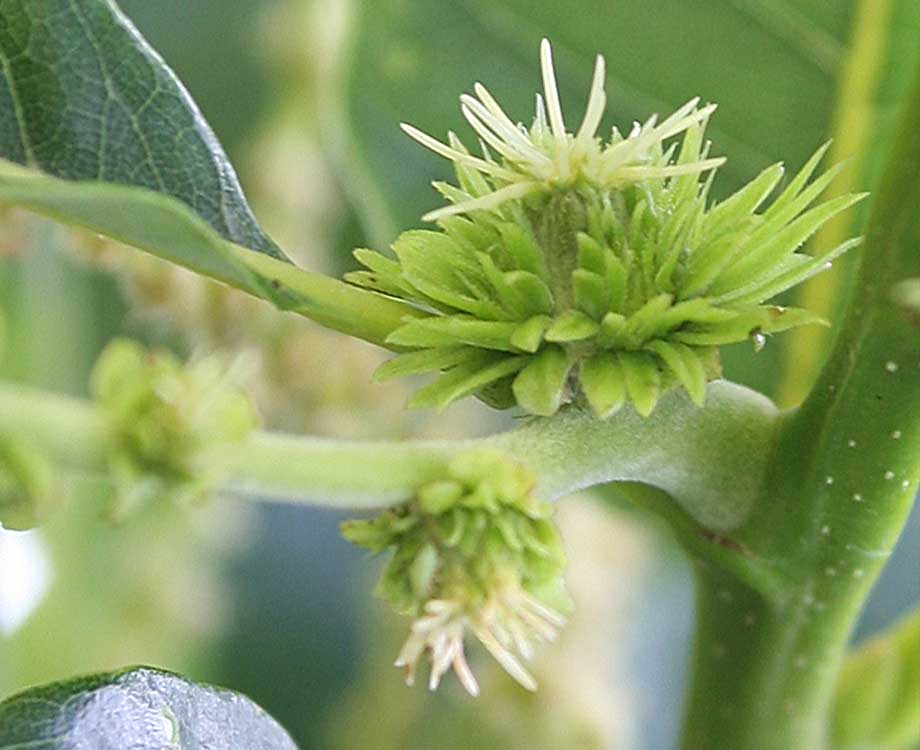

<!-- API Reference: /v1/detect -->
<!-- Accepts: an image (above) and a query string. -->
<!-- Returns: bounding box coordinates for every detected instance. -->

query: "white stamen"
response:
[400,123,518,181]
[539,38,567,142]
[475,625,539,691]
[460,103,525,163]
[401,40,726,219]
[470,86,552,162]
[615,157,726,180]
[422,180,538,222]
[521,589,568,627]
[574,54,607,152]
[453,647,480,696]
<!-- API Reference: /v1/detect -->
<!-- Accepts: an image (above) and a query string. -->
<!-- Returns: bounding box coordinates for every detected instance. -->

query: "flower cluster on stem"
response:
[341,450,569,695]
[347,39,865,418]
[90,338,257,518]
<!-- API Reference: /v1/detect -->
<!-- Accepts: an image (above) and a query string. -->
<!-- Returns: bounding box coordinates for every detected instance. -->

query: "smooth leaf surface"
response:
[831,609,920,750]
[778,0,920,403]
[0,666,299,749]
[0,0,283,258]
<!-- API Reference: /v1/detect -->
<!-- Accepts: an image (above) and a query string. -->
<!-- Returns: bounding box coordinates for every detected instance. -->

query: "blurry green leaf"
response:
[0,162,420,347]
[831,609,920,750]
[0,0,281,258]
[0,434,56,530]
[0,666,299,749]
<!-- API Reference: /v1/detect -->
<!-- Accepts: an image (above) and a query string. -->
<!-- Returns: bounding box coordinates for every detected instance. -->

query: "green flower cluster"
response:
[342,451,569,695]
[91,339,257,518]
[347,42,865,417]
[0,435,56,530]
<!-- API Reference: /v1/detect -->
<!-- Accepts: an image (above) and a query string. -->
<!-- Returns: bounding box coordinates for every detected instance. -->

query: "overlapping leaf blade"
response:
[0,667,299,749]
[0,0,282,259]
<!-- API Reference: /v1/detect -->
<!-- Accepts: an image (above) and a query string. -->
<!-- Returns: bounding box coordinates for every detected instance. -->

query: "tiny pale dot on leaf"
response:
[884,470,895,480]
[852,493,863,502]
[891,430,902,439]
[885,360,899,373]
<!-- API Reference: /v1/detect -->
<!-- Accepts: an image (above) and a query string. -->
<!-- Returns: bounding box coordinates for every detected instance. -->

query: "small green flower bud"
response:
[0,436,57,530]
[341,450,570,696]
[90,338,257,518]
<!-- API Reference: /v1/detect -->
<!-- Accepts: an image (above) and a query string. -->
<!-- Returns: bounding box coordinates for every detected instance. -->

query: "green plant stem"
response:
[680,67,920,750]
[0,379,778,525]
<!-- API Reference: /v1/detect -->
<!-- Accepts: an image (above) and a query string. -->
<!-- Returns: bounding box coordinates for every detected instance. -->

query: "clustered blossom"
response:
[347,40,866,418]
[90,338,257,518]
[341,451,569,695]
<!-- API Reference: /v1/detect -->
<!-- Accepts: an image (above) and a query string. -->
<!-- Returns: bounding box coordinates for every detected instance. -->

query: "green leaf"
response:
[618,351,661,417]
[373,347,480,380]
[509,314,553,353]
[544,310,599,342]
[831,609,920,750]
[409,353,528,409]
[0,161,421,348]
[0,666,298,749]
[511,345,570,416]
[387,315,519,351]
[710,191,868,293]
[578,352,627,417]
[646,339,707,406]
[0,0,281,258]
[393,230,503,319]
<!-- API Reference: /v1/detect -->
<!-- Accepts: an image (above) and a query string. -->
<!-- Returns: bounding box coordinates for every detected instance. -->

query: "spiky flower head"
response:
[347,39,866,417]
[341,450,569,696]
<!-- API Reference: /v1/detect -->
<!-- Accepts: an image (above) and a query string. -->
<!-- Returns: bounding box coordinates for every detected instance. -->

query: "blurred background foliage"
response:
[0,1,917,748]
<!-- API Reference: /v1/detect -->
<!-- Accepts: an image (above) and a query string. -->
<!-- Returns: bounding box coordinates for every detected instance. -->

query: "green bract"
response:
[90,338,257,518]
[347,41,866,417]
[342,450,569,695]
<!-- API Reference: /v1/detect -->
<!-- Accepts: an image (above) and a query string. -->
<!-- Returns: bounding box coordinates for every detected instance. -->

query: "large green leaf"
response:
[831,609,920,750]
[0,666,299,748]
[0,0,281,258]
